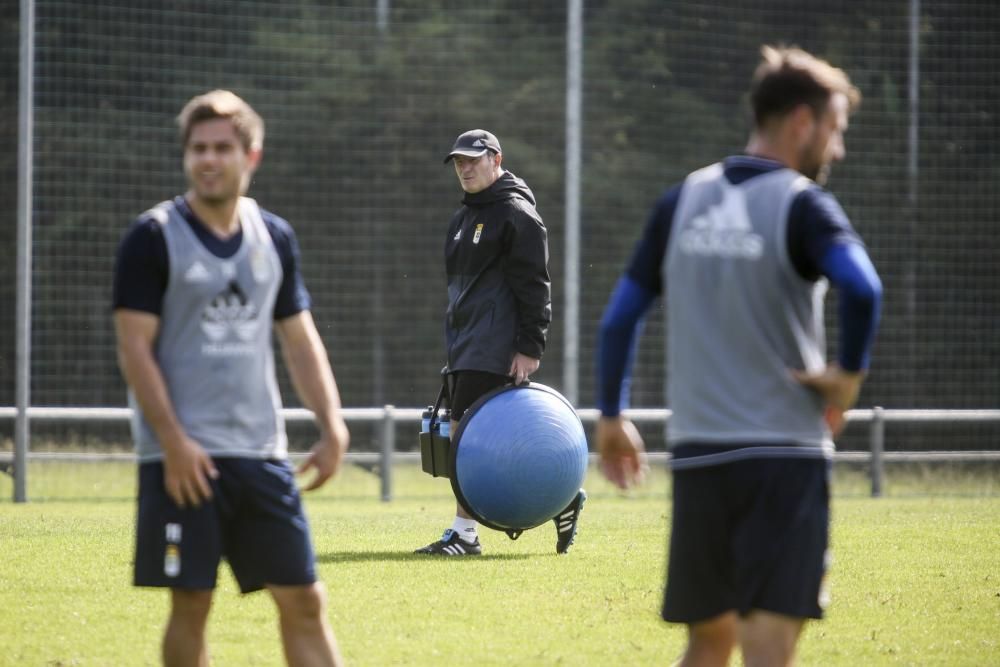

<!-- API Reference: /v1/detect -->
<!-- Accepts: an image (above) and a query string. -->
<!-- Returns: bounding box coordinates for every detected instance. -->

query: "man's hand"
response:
[793,363,866,438]
[509,352,540,385]
[823,405,847,439]
[297,417,350,491]
[595,417,648,490]
[162,436,218,508]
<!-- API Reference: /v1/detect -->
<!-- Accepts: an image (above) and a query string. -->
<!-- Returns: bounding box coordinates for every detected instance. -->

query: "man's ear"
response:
[788,104,817,146]
[247,146,263,172]
[494,151,503,170]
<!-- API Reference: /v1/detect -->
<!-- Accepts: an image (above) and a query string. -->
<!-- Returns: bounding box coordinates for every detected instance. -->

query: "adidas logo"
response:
[472,139,484,147]
[184,261,211,283]
[678,187,764,260]
[442,542,471,555]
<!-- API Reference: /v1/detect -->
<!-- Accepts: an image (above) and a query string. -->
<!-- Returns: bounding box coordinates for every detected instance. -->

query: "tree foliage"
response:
[1,1,997,452]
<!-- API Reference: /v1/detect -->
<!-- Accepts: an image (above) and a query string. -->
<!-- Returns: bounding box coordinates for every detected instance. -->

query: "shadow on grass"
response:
[0,495,135,504]
[316,550,534,563]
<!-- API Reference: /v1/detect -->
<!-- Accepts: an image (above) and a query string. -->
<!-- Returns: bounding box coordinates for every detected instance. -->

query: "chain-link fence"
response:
[2,1,998,454]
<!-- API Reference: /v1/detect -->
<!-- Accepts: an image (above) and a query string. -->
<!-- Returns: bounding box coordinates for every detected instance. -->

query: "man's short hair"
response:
[750,46,861,127]
[177,90,264,152]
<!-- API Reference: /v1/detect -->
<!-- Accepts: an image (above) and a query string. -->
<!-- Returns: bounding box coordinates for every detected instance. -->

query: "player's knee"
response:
[741,635,797,667]
[683,611,738,665]
[739,612,801,667]
[741,642,797,667]
[169,589,213,622]
[273,582,328,620]
[689,611,738,645]
[301,582,329,618]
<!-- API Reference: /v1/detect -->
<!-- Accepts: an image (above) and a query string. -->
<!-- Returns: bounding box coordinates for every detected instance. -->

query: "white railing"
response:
[2,406,1000,501]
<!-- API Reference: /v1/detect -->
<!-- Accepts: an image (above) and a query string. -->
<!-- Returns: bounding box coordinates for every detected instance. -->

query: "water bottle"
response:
[439,409,452,438]
[421,406,434,434]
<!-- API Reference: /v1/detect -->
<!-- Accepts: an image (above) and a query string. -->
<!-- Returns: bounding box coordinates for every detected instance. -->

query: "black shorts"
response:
[449,370,510,421]
[662,453,831,623]
[134,458,317,594]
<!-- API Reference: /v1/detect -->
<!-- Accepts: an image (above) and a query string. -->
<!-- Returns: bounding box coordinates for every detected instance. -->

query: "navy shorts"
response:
[449,370,510,421]
[134,458,317,594]
[662,450,831,623]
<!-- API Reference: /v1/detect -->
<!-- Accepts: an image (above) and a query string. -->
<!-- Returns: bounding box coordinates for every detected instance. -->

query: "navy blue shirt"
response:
[598,155,882,416]
[113,196,311,319]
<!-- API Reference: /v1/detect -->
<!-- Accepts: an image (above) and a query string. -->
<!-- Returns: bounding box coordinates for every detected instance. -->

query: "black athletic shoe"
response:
[414,529,482,556]
[554,489,587,554]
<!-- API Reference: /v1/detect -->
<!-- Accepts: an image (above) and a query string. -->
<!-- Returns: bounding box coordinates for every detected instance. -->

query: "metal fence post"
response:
[562,0,583,405]
[380,405,394,502]
[15,0,37,503]
[870,406,885,497]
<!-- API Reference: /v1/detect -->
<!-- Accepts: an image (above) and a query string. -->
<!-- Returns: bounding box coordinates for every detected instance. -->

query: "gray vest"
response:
[664,163,832,460]
[130,197,287,462]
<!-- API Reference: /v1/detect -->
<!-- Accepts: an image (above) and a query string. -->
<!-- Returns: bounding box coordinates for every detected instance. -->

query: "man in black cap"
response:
[415,129,586,556]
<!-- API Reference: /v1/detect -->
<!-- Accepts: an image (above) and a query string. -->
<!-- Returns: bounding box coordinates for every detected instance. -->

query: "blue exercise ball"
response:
[450,383,588,532]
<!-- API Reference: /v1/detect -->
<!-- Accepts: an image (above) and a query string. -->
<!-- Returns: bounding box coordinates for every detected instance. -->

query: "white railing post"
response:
[380,405,395,502]
[870,406,885,497]
[4,407,1000,502]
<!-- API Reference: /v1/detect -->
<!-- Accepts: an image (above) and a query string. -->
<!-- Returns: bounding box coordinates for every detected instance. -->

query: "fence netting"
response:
[1,1,997,453]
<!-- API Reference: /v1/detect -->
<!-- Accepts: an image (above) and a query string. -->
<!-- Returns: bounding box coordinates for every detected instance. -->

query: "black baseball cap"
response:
[443,129,502,163]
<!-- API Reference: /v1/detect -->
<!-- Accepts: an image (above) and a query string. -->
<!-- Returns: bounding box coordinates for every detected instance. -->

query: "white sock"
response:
[451,517,479,543]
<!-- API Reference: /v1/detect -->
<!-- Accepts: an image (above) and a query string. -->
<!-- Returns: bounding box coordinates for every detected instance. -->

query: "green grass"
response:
[1,463,998,666]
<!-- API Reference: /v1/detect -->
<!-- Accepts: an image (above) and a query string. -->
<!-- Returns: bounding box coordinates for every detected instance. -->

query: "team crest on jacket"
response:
[473,223,484,244]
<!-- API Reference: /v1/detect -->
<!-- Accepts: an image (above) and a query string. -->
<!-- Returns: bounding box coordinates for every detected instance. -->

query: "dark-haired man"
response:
[415,129,586,556]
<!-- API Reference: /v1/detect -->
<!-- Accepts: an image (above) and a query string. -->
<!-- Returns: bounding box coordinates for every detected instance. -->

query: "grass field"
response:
[1,461,998,666]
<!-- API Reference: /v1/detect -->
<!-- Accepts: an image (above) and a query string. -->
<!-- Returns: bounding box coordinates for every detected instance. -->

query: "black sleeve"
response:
[262,212,312,320]
[112,218,168,314]
[503,206,552,359]
[625,185,682,296]
[786,186,862,281]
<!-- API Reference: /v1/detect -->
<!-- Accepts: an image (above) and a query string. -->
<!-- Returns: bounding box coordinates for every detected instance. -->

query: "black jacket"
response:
[444,170,551,375]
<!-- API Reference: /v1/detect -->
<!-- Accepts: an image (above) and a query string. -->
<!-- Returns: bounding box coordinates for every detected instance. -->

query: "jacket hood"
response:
[462,170,536,207]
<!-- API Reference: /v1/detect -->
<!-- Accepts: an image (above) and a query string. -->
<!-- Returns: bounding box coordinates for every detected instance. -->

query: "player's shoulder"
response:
[254,205,306,271]
[792,183,852,229]
[655,182,684,210]
[257,205,293,231]
[115,202,175,272]
[685,161,727,185]
[121,200,175,247]
[257,206,299,244]
[646,182,684,231]
[133,199,176,227]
